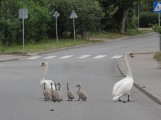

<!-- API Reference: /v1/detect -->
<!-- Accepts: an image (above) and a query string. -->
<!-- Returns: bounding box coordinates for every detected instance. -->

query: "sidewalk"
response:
[117,53,161,105]
[0,54,26,62]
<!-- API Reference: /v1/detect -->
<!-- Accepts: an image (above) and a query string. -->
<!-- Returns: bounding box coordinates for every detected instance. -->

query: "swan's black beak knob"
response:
[41,62,44,67]
[129,53,134,58]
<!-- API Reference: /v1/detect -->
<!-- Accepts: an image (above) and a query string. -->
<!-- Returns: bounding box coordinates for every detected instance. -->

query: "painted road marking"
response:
[94,55,107,59]
[79,55,91,58]
[60,55,74,59]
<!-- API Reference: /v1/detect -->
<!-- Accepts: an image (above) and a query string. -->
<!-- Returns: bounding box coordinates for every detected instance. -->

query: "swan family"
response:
[40,61,87,102]
[40,51,134,103]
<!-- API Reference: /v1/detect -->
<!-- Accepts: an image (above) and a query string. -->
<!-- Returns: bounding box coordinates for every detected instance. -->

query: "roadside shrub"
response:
[139,12,158,28]
[153,24,161,34]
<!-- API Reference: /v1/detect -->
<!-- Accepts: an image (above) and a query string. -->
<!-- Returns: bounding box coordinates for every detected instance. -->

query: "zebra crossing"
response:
[27,54,122,60]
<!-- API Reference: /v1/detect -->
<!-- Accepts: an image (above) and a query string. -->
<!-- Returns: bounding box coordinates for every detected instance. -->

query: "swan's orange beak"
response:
[130,53,134,58]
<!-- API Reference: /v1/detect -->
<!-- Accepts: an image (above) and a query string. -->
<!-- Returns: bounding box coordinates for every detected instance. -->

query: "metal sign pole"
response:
[19,8,28,54]
[153,2,161,51]
[138,2,140,28]
[23,17,25,54]
[56,17,58,42]
[70,10,78,42]
[159,13,160,26]
[73,18,76,42]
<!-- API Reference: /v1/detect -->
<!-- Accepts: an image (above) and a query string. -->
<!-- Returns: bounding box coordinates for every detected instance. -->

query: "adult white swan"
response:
[40,62,55,91]
[112,52,134,102]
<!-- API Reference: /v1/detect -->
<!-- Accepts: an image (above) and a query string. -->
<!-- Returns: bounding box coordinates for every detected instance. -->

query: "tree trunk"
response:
[119,9,128,34]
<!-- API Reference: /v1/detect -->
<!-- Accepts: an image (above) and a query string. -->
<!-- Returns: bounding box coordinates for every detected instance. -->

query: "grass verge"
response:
[0,39,101,54]
[154,52,161,63]
[0,28,153,54]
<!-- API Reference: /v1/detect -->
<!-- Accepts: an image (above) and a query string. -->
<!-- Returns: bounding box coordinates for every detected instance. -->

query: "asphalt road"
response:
[0,33,161,120]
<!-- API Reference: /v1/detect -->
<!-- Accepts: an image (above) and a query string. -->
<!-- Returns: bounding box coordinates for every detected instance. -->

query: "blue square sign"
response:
[154,1,161,13]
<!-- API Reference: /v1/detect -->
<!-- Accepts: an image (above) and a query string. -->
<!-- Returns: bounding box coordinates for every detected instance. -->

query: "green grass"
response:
[0,39,101,54]
[89,28,153,40]
[90,31,125,39]
[0,28,153,54]
[154,52,161,63]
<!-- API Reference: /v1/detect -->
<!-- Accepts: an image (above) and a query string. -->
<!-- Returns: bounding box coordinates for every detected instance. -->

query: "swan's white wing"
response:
[112,78,125,96]
[113,77,134,101]
[40,79,55,90]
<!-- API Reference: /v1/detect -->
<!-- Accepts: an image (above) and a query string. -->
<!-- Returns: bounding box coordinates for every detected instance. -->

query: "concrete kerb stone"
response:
[117,56,161,105]
[0,53,29,62]
[0,59,19,62]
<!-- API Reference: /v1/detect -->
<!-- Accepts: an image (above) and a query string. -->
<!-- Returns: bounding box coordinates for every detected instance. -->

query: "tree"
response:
[0,0,22,46]
[99,0,136,33]
[47,0,103,38]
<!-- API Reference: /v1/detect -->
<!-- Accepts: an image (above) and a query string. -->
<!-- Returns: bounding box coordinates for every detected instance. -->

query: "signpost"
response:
[70,10,78,41]
[19,8,28,54]
[53,11,60,42]
[154,1,161,26]
[154,1,161,51]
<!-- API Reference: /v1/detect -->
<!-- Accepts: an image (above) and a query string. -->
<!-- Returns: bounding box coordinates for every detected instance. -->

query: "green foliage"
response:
[139,12,158,28]
[24,0,51,43]
[0,0,22,46]
[153,24,161,34]
[99,0,137,32]
[0,39,99,53]
[0,0,103,46]
[154,52,161,63]
[48,0,103,38]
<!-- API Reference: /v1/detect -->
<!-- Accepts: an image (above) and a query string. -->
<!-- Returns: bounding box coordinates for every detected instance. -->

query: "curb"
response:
[0,59,20,62]
[0,58,19,62]
[117,61,161,105]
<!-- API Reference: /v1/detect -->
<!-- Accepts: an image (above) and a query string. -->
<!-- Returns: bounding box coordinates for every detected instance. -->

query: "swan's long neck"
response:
[78,86,80,92]
[51,83,53,90]
[43,83,46,90]
[43,65,48,80]
[125,53,133,78]
[58,83,61,91]
[54,83,57,91]
[67,83,69,90]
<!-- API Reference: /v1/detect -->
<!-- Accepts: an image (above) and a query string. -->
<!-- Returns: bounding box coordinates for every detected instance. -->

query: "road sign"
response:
[70,11,78,41]
[53,11,60,18]
[154,1,161,13]
[53,11,60,42]
[70,10,78,19]
[19,8,28,19]
[19,8,28,54]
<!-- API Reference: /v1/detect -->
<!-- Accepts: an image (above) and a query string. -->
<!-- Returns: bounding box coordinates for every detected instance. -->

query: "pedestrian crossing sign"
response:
[154,1,161,13]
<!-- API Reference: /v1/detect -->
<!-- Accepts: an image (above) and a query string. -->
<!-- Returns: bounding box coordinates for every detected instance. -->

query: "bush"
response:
[139,12,158,28]
[154,52,161,63]
[153,24,161,34]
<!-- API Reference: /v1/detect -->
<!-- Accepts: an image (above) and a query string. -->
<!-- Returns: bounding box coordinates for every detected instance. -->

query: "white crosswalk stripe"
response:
[79,55,91,58]
[27,56,41,59]
[43,56,57,59]
[60,55,74,59]
[93,55,107,59]
[111,55,122,59]
[27,54,123,60]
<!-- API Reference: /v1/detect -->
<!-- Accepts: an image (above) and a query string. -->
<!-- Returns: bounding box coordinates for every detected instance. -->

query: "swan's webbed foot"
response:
[118,98,121,102]
[122,100,127,103]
